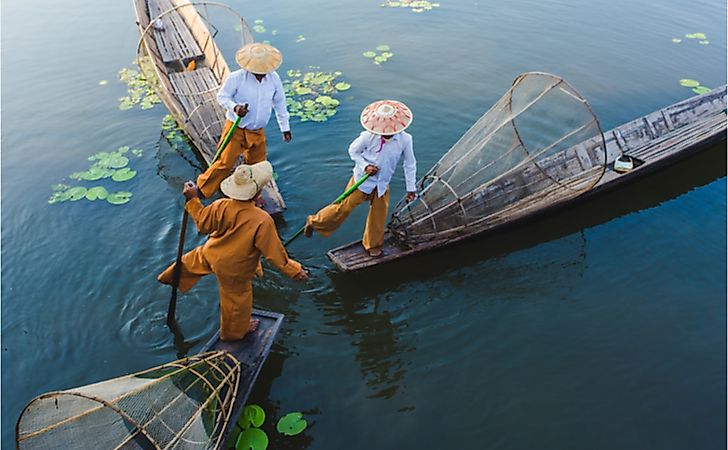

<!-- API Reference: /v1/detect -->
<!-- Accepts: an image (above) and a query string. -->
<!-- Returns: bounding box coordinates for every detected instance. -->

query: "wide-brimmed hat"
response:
[220,161,273,201]
[235,43,282,74]
[360,100,413,135]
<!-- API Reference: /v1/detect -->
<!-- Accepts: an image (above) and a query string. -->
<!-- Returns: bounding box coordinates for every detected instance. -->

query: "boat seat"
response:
[148,0,203,63]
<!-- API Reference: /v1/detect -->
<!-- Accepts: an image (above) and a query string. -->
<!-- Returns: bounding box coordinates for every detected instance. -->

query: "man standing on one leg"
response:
[197,42,292,198]
[158,162,308,341]
[304,100,417,257]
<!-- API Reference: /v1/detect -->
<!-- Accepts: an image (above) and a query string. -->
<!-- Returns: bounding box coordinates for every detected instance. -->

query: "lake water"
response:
[1,0,726,448]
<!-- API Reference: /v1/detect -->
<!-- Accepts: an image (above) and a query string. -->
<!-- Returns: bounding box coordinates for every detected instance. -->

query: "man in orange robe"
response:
[158,161,307,340]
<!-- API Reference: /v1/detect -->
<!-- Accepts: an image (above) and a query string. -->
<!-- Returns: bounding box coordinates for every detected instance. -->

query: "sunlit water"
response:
[2,0,726,448]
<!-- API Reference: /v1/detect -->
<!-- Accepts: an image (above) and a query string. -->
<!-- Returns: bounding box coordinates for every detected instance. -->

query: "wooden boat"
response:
[201,309,284,445]
[133,0,286,214]
[328,78,727,272]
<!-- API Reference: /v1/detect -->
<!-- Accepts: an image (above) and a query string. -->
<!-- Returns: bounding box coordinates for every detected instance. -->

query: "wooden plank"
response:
[148,0,203,63]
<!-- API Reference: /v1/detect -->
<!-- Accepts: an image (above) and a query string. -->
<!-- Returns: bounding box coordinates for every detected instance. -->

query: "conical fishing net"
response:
[16,351,240,450]
[390,72,607,243]
[136,0,254,162]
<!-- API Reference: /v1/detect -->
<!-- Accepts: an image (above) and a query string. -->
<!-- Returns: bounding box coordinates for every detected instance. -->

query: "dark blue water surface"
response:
[2,0,726,448]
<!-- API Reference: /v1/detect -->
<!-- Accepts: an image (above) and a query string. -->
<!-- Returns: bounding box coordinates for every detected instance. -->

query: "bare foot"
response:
[247,319,260,334]
[367,248,383,257]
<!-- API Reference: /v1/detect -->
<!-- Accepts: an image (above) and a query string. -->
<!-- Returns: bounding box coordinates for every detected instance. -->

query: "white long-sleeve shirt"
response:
[348,131,417,197]
[217,69,290,132]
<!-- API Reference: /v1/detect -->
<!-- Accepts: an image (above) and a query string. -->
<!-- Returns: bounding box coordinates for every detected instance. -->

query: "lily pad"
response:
[376,44,390,51]
[85,186,109,201]
[679,79,700,88]
[296,35,306,42]
[271,29,278,35]
[48,190,72,204]
[107,155,129,169]
[374,55,387,63]
[112,168,137,182]
[684,33,697,39]
[253,25,266,33]
[381,52,394,58]
[51,184,70,191]
[254,19,264,24]
[334,82,351,91]
[99,80,108,85]
[295,86,312,95]
[241,404,266,428]
[693,32,707,39]
[277,412,307,436]
[692,86,711,95]
[131,148,144,157]
[107,191,133,205]
[362,51,377,58]
[67,186,88,201]
[236,428,268,450]
[671,38,682,43]
[699,40,709,45]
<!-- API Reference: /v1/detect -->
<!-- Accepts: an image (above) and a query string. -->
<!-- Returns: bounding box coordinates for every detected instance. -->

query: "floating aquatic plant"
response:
[381,0,440,12]
[241,405,266,428]
[685,32,707,39]
[363,45,394,65]
[296,34,306,43]
[236,428,268,450]
[679,79,700,88]
[699,40,709,45]
[276,412,307,436]
[692,86,711,95]
[118,57,161,111]
[671,38,682,43]
[48,146,142,206]
[283,69,349,123]
[99,80,108,85]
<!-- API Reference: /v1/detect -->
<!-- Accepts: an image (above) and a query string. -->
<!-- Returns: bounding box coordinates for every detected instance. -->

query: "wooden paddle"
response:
[167,115,242,325]
[283,173,370,247]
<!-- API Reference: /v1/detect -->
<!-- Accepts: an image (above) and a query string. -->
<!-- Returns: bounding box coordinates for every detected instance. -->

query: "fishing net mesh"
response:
[137,1,254,161]
[16,351,240,450]
[390,72,607,243]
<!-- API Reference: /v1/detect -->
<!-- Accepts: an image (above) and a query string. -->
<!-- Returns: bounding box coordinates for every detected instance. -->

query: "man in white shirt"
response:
[304,100,417,257]
[197,43,292,198]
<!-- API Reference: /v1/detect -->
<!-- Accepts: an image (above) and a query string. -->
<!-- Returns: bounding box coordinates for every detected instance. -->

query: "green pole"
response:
[284,173,370,247]
[210,115,242,166]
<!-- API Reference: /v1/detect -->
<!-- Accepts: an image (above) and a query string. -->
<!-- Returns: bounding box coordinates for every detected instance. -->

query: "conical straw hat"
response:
[220,161,273,201]
[235,43,282,74]
[360,100,413,135]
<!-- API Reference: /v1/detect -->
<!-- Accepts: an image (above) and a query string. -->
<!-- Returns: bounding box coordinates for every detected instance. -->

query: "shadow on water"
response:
[329,142,726,294]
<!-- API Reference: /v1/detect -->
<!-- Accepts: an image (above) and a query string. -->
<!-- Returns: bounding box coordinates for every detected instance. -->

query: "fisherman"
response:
[196,42,292,199]
[158,162,308,340]
[304,100,417,257]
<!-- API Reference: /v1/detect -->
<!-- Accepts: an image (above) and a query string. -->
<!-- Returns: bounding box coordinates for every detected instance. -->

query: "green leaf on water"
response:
[240,404,266,428]
[679,79,700,88]
[276,412,307,436]
[131,148,144,157]
[699,40,709,45]
[693,32,707,39]
[107,191,133,205]
[295,86,312,95]
[67,186,88,201]
[254,19,264,24]
[112,168,137,182]
[671,38,681,43]
[48,190,72,204]
[362,51,377,58]
[107,155,129,169]
[236,428,268,450]
[99,80,108,85]
[692,86,711,95]
[119,97,134,110]
[376,44,390,51]
[85,186,109,201]
[296,35,306,42]
[381,52,394,58]
[334,82,351,91]
[271,29,278,35]
[51,184,70,191]
[374,55,387,63]
[253,25,266,33]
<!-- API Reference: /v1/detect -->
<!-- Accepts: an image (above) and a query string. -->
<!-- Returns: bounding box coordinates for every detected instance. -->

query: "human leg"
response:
[306,177,368,237]
[362,186,390,253]
[215,276,255,341]
[196,120,248,198]
[243,128,267,164]
[157,247,213,292]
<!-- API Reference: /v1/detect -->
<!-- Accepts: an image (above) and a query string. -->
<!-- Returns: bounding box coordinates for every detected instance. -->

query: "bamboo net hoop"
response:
[16,351,241,450]
[389,72,607,243]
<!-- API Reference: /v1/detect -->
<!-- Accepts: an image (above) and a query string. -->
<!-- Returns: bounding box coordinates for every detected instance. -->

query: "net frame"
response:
[135,1,254,158]
[389,72,607,243]
[16,351,241,450]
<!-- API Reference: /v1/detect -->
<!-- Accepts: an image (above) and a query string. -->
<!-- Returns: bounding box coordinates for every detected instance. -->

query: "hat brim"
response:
[360,100,413,135]
[220,162,273,201]
[235,44,282,74]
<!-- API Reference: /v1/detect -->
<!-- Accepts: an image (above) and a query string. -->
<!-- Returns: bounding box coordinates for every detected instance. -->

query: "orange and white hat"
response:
[235,43,282,74]
[360,100,413,135]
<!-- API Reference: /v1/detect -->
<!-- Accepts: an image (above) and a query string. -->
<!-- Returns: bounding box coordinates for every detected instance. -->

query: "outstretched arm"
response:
[402,135,417,200]
[272,74,291,137]
[183,182,222,234]
[254,217,307,280]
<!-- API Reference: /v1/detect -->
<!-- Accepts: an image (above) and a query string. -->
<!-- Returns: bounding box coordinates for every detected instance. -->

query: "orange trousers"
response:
[197,120,267,198]
[158,246,254,341]
[307,176,390,251]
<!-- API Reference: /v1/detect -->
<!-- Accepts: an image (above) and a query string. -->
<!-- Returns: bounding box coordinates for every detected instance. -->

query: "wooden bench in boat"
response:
[149,0,203,63]
[327,86,727,272]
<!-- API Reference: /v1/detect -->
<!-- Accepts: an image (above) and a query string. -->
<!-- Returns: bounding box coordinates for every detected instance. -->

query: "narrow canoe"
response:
[328,85,727,272]
[132,0,286,214]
